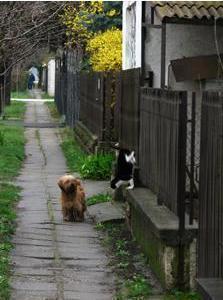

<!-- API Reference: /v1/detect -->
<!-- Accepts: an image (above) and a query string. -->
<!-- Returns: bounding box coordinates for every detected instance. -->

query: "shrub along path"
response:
[10,101,115,300]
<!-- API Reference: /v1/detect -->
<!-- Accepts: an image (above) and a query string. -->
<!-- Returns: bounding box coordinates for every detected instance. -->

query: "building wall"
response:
[47,59,55,97]
[144,12,223,91]
[122,1,142,70]
[144,27,162,88]
[166,23,223,91]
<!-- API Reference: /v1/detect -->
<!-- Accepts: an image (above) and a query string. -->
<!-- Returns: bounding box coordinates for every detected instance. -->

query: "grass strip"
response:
[11,90,54,100]
[11,90,30,99]
[0,124,25,181]
[0,100,26,299]
[0,184,21,300]
[45,101,60,120]
[4,101,26,120]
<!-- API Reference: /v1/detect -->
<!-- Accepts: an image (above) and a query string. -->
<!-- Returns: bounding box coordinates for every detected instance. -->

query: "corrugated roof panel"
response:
[199,7,211,19]
[181,6,194,19]
[174,5,185,18]
[218,7,223,16]
[208,7,218,18]
[155,5,173,19]
[150,1,223,20]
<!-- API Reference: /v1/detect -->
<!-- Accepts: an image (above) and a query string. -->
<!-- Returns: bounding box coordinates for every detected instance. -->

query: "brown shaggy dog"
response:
[57,175,86,222]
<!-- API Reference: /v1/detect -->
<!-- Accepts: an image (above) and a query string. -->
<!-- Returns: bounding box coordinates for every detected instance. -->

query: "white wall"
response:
[122,1,142,70]
[145,27,162,88]
[145,21,223,90]
[47,59,55,97]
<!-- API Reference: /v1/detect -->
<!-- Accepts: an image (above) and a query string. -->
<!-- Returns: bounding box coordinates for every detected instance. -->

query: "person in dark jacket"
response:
[28,73,35,90]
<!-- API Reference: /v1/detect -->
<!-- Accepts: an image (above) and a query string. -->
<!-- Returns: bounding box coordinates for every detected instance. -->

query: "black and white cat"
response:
[110,147,136,190]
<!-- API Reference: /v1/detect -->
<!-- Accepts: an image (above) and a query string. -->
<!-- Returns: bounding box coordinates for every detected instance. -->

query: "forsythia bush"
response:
[86,28,122,71]
[61,1,103,48]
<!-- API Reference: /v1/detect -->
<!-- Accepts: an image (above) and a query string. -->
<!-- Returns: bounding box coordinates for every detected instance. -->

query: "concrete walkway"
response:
[10,101,115,300]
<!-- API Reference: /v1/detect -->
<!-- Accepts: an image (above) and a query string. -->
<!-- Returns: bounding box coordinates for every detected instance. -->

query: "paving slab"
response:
[87,201,125,223]
[10,100,115,300]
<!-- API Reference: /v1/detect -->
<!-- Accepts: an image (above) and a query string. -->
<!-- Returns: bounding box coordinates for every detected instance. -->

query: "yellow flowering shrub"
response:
[61,1,103,48]
[86,28,122,71]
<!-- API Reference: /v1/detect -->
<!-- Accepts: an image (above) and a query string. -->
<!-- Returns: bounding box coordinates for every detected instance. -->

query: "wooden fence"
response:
[198,92,223,279]
[55,49,82,126]
[139,89,187,216]
[116,68,141,156]
[80,72,104,140]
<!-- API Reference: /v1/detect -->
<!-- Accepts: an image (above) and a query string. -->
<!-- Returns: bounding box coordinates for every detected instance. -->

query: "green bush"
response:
[80,153,113,180]
[60,128,114,180]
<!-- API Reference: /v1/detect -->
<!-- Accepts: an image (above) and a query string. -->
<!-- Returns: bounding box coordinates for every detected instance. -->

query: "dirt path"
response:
[10,101,115,300]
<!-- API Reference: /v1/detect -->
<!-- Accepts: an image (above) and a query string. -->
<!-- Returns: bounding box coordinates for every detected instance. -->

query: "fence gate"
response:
[198,92,223,294]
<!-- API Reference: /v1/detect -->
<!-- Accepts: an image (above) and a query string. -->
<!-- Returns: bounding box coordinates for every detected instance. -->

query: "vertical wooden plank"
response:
[198,91,223,279]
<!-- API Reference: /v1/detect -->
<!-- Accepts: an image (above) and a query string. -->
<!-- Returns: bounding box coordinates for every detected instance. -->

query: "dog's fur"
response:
[58,175,86,222]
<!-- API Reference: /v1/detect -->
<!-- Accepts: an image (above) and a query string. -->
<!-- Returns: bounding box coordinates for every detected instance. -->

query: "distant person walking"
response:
[28,66,39,89]
[28,73,35,90]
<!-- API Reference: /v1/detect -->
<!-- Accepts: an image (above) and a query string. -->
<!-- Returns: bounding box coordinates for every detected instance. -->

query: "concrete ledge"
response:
[126,188,197,247]
[121,187,198,289]
[197,278,223,300]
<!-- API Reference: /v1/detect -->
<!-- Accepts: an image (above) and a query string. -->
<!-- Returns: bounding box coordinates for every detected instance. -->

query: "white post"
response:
[47,59,55,97]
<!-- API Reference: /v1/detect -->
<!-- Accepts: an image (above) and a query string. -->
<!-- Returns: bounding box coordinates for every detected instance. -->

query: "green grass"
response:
[0,108,25,299]
[0,183,21,300]
[60,128,114,180]
[41,92,54,100]
[11,90,30,99]
[45,101,60,119]
[117,275,152,300]
[86,193,111,206]
[164,291,201,300]
[11,90,54,100]
[4,101,26,120]
[0,124,25,181]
